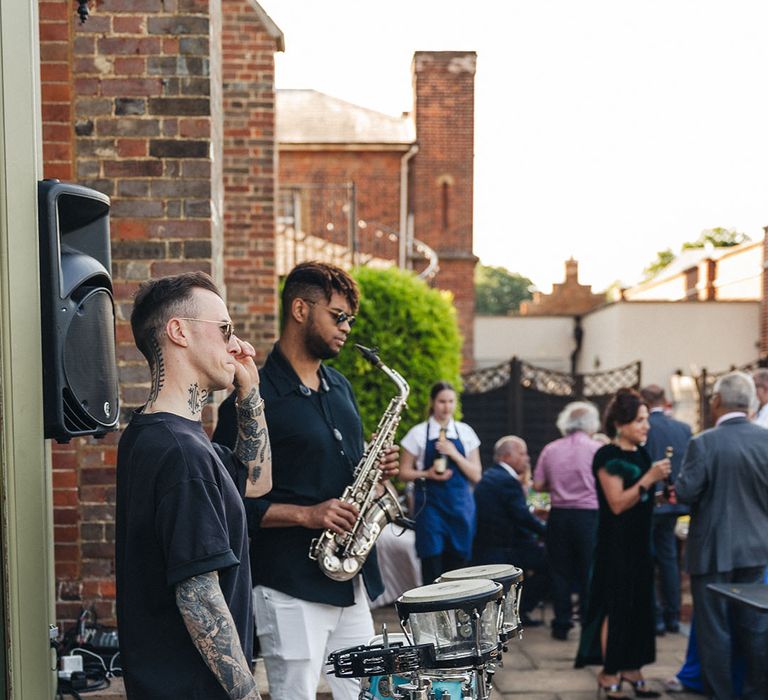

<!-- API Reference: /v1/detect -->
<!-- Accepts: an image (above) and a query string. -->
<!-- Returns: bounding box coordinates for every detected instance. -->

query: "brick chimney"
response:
[411,51,478,370]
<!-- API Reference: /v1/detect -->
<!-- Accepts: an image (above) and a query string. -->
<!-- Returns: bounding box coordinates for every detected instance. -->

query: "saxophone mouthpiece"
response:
[355,343,382,367]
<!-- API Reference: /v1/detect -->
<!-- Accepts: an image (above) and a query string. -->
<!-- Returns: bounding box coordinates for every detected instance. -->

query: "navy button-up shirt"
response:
[214,343,383,606]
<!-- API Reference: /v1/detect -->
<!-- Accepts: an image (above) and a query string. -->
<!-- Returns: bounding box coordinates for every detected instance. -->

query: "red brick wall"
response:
[221,2,278,359]
[40,1,74,180]
[411,52,477,369]
[41,0,225,629]
[279,149,403,264]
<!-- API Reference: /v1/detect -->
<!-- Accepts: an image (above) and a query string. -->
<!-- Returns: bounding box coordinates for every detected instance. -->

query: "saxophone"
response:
[309,344,411,581]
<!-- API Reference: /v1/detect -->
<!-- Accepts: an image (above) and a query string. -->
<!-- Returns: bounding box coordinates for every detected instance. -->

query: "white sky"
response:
[260,0,768,292]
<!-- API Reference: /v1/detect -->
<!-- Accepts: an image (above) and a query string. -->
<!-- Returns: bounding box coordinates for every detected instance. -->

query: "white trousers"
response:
[253,579,375,700]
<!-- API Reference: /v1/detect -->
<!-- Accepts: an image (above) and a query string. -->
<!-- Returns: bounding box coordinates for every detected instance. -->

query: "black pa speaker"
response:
[38,180,120,442]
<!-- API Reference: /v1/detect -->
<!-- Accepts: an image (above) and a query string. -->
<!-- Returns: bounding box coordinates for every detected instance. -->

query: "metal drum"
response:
[395,579,503,669]
[362,669,476,700]
[439,564,524,640]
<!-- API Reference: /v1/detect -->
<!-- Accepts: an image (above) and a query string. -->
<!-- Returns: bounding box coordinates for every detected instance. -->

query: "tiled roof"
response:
[277,89,415,145]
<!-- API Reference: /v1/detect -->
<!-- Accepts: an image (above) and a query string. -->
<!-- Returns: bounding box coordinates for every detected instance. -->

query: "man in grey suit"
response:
[676,371,768,700]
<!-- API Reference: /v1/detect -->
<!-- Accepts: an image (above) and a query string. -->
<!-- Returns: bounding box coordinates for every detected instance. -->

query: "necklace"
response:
[299,368,355,472]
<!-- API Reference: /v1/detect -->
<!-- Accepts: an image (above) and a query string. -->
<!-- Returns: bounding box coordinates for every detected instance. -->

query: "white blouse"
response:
[400,416,481,471]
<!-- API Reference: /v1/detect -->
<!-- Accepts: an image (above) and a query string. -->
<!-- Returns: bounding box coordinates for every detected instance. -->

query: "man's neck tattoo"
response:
[187,383,210,416]
[148,336,165,404]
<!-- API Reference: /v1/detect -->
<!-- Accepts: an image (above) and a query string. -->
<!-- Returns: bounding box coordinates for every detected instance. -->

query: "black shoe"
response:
[654,623,666,636]
[520,615,543,628]
[665,621,680,634]
[551,627,569,640]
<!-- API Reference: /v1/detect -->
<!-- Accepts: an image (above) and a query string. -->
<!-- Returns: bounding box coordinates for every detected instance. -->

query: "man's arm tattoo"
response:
[176,572,259,700]
[234,388,271,484]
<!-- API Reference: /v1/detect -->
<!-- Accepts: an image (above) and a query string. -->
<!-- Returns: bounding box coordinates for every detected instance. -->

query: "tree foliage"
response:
[475,264,533,315]
[328,266,463,440]
[682,227,750,250]
[642,248,675,280]
[642,227,751,280]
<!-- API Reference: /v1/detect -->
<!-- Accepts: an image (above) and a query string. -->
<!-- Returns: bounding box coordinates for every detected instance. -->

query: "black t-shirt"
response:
[214,343,384,606]
[116,411,252,699]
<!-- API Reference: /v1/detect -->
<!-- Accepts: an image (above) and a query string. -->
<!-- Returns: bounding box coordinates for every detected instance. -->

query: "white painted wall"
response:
[577,301,760,387]
[474,316,575,370]
[475,301,760,390]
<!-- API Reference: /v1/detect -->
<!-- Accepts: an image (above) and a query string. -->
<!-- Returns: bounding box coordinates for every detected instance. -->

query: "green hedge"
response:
[328,266,463,440]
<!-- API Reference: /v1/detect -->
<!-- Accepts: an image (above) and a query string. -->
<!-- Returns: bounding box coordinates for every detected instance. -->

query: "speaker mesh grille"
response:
[63,288,119,430]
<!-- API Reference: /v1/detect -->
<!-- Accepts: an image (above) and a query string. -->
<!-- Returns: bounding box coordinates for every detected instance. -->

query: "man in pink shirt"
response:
[533,402,602,640]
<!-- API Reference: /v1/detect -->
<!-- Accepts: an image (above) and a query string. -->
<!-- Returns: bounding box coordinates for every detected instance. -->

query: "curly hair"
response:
[281,261,359,321]
[603,387,646,438]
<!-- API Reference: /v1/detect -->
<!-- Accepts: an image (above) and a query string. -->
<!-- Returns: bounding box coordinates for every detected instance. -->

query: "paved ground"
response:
[85,603,700,699]
[363,604,700,700]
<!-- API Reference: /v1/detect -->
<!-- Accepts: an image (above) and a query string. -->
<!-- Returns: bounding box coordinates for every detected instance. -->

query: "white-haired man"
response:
[533,402,601,640]
[677,371,768,700]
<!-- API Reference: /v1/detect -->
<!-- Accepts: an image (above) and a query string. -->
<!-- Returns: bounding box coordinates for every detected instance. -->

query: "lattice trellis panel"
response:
[463,361,511,394]
[583,361,642,397]
[519,363,574,397]
[461,357,643,466]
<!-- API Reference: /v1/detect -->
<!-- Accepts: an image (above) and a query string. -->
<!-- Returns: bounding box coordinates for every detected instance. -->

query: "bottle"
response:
[663,446,677,505]
[433,427,447,474]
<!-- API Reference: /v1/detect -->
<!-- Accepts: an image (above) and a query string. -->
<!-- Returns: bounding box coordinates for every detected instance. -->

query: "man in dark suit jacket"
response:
[640,384,692,635]
[473,435,548,626]
[676,371,768,700]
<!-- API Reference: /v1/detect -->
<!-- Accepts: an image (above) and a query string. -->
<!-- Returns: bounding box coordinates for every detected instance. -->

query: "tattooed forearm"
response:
[188,383,210,416]
[148,336,165,404]
[235,389,272,485]
[176,572,260,700]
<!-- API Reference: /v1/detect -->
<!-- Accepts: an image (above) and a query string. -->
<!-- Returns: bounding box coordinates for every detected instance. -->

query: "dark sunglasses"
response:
[178,318,235,341]
[301,299,356,327]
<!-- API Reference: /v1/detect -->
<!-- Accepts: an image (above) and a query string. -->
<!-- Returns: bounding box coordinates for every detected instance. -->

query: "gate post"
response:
[509,356,523,436]
[698,367,708,432]
[574,372,584,399]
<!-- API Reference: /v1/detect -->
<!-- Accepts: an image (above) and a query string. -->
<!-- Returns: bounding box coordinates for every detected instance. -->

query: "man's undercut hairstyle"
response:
[714,371,756,411]
[131,271,221,367]
[640,384,665,407]
[281,261,359,322]
[557,401,600,436]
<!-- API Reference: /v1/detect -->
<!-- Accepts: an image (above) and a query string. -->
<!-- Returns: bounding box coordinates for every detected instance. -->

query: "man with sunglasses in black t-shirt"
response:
[116,271,272,699]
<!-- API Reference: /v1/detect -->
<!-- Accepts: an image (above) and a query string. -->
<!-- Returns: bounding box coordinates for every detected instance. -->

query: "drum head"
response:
[401,579,498,602]
[440,564,523,594]
[396,579,502,618]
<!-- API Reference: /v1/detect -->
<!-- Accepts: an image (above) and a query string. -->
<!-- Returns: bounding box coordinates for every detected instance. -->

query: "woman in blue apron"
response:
[400,381,482,585]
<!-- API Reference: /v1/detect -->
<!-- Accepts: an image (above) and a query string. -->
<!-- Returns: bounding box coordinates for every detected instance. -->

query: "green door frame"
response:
[0,0,57,697]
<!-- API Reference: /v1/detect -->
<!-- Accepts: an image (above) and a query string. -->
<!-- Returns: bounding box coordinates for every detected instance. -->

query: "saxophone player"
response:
[214,261,399,700]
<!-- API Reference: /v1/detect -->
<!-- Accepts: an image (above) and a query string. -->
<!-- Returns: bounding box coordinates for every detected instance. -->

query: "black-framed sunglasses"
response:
[301,299,356,327]
[178,318,235,341]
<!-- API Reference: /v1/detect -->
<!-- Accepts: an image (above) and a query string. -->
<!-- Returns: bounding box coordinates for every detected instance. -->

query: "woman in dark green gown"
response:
[575,388,672,698]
